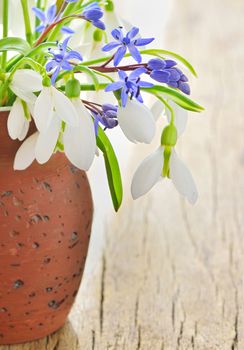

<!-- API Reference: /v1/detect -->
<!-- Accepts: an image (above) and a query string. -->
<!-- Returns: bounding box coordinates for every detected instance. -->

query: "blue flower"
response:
[92,104,118,135]
[102,27,154,66]
[105,68,154,107]
[148,58,190,95]
[82,3,105,30]
[46,37,83,85]
[32,4,57,32]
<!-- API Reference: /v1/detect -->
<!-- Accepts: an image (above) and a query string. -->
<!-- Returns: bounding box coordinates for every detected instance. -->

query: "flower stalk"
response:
[2,0,9,70]
[20,0,33,46]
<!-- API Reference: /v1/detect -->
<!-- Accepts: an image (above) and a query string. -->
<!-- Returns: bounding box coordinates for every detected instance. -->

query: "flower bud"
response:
[42,76,51,87]
[161,125,177,146]
[105,0,114,12]
[65,78,80,98]
[93,29,103,42]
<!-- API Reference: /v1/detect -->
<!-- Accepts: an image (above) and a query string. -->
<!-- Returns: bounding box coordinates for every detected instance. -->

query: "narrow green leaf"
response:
[0,37,31,54]
[96,127,123,211]
[141,49,198,77]
[74,65,100,91]
[142,85,204,112]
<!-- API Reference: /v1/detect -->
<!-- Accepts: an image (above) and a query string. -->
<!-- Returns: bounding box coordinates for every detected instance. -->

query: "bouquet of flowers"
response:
[0,0,204,211]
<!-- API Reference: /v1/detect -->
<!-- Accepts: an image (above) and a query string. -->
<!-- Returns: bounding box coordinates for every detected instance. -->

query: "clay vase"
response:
[0,111,93,345]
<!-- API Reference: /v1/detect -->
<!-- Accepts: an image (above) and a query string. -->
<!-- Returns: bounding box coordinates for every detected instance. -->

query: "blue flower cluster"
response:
[92,104,118,134]
[148,58,190,95]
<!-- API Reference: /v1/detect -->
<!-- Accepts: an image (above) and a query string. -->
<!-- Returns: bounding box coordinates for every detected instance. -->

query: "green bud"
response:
[42,76,51,87]
[105,0,114,11]
[161,125,177,147]
[93,29,103,42]
[65,78,81,98]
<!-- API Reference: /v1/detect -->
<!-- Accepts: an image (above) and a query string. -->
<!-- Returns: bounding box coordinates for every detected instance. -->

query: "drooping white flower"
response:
[10,69,43,104]
[14,132,39,170]
[7,98,30,141]
[117,100,156,143]
[63,99,96,171]
[131,147,164,199]
[33,86,79,132]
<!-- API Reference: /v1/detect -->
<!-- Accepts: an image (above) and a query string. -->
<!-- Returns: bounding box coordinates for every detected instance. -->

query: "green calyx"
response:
[42,76,51,87]
[161,124,177,147]
[65,78,81,98]
[93,29,103,42]
[105,0,114,12]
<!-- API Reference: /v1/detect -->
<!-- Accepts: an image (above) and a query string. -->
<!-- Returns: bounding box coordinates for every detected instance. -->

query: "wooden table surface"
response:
[1,0,244,348]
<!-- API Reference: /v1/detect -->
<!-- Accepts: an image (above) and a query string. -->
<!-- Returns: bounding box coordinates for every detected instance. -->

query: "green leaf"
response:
[96,127,123,211]
[0,37,31,54]
[140,49,198,77]
[26,42,59,58]
[142,85,204,112]
[74,65,100,91]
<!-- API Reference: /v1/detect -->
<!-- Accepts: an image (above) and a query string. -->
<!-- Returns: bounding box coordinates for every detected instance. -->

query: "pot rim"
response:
[0,107,11,112]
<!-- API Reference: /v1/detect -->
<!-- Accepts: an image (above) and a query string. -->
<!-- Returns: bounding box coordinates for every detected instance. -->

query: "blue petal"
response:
[51,67,61,85]
[134,37,154,46]
[32,7,46,22]
[111,28,123,42]
[105,81,124,92]
[129,67,147,80]
[178,81,190,95]
[66,50,83,61]
[168,81,178,88]
[47,4,57,23]
[61,61,73,70]
[61,26,75,34]
[121,87,128,107]
[138,81,154,88]
[83,9,103,21]
[118,70,127,81]
[128,44,142,63]
[92,20,105,30]
[114,46,127,66]
[147,58,166,70]
[46,60,58,72]
[150,70,170,83]
[127,27,139,40]
[165,59,177,68]
[36,24,45,32]
[102,104,118,113]
[167,68,181,82]
[181,74,188,82]
[102,42,121,52]
[61,36,71,51]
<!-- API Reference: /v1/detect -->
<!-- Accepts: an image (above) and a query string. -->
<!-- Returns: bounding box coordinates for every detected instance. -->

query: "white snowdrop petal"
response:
[7,99,26,140]
[52,88,79,126]
[35,114,61,164]
[14,132,39,170]
[151,100,165,122]
[33,87,54,132]
[170,149,198,204]
[18,120,30,141]
[131,147,164,199]
[12,69,43,92]
[118,100,156,143]
[63,99,96,171]
[10,85,37,105]
[166,101,188,136]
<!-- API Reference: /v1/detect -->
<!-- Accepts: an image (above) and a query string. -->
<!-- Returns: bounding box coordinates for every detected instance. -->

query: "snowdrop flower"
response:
[131,103,198,204]
[63,98,96,171]
[117,99,156,143]
[7,98,31,141]
[9,69,43,104]
[33,82,79,133]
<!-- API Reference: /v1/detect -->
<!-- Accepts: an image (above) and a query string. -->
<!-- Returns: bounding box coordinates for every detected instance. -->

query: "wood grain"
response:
[1,0,244,348]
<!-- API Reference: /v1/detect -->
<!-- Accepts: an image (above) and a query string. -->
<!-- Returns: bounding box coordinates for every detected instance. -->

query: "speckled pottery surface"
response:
[0,112,93,345]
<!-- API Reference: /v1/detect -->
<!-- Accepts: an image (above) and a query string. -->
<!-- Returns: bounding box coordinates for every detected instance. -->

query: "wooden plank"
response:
[1,0,244,348]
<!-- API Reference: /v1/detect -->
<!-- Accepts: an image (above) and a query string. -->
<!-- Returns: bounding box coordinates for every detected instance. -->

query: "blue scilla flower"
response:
[148,58,190,95]
[102,27,154,66]
[82,3,105,30]
[92,104,118,135]
[105,68,154,107]
[32,4,57,32]
[46,37,83,84]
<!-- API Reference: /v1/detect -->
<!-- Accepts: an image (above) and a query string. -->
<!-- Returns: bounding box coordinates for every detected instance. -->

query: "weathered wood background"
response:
[1,0,244,348]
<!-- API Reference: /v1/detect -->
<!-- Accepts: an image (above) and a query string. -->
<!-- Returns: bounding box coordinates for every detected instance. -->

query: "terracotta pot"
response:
[0,111,93,345]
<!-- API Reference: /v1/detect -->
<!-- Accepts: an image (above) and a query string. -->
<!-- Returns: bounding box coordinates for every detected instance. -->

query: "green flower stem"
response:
[60,83,107,92]
[20,0,33,46]
[155,94,175,124]
[2,0,9,70]
[35,0,42,39]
